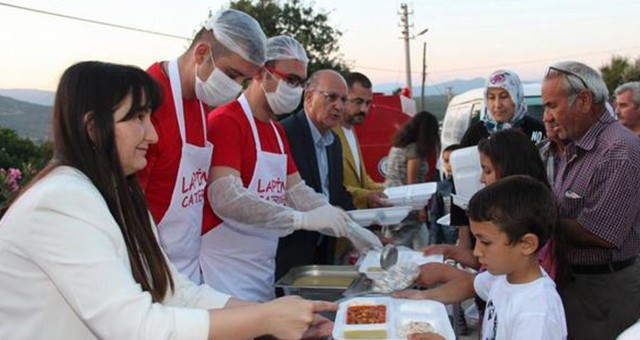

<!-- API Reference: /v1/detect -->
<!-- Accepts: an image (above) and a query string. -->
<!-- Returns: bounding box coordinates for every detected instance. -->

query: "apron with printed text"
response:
[200,94,288,302]
[157,59,213,284]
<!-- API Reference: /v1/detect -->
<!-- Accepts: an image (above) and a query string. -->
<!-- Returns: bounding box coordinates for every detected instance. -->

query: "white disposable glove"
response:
[293,205,351,238]
[285,180,328,212]
[346,221,383,252]
[208,175,298,232]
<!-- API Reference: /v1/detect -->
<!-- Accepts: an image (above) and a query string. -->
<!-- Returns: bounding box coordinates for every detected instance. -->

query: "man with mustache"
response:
[334,72,389,210]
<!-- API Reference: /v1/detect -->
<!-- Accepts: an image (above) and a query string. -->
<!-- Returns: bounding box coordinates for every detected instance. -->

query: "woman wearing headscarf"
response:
[449,70,546,249]
[460,69,545,147]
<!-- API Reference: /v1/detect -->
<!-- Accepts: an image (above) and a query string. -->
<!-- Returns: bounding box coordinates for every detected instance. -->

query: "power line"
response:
[0,1,190,40]
[356,44,640,77]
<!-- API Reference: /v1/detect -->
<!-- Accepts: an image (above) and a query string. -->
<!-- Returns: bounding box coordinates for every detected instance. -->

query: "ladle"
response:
[379,244,398,270]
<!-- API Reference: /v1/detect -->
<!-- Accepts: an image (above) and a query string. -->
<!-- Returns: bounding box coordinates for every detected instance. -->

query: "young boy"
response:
[429,144,462,245]
[468,175,567,340]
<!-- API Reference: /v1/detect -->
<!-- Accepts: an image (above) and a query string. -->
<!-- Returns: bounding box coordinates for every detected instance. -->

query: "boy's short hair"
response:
[443,143,462,154]
[467,175,556,250]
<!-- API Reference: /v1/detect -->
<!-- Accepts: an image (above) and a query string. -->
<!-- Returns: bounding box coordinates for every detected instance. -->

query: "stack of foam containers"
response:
[449,146,483,210]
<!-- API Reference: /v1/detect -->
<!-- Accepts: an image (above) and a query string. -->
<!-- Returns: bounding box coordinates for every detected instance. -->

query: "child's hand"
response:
[392,289,426,300]
[408,332,445,340]
[421,244,458,258]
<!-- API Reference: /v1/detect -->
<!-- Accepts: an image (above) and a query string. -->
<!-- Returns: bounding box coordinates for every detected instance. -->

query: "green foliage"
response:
[622,58,640,83]
[0,127,52,215]
[228,0,350,75]
[600,56,630,95]
[0,127,51,170]
[600,55,640,95]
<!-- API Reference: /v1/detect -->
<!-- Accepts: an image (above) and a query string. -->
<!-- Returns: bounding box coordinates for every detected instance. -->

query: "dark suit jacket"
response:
[275,109,355,281]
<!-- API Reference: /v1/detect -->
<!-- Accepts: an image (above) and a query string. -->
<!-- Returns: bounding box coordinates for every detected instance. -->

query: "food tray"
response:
[275,265,359,302]
[348,206,413,227]
[358,246,444,279]
[383,182,437,208]
[332,296,455,340]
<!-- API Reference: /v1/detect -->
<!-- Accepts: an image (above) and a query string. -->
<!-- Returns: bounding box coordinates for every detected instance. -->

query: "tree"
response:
[622,58,640,83]
[600,56,630,95]
[229,0,350,75]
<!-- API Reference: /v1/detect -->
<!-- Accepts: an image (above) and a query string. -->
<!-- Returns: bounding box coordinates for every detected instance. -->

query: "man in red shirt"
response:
[202,36,379,302]
[137,9,266,284]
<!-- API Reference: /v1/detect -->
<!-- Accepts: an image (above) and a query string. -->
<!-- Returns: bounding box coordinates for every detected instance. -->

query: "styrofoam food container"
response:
[450,193,470,210]
[332,296,455,340]
[348,206,413,227]
[436,213,451,226]
[359,246,444,279]
[383,182,437,208]
[450,146,483,202]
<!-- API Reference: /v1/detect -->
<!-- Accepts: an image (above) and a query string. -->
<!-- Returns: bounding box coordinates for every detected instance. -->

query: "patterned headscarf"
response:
[481,70,527,133]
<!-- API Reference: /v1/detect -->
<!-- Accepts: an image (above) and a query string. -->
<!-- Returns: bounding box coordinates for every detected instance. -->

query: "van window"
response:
[441,105,472,148]
[525,96,543,121]
[470,102,483,125]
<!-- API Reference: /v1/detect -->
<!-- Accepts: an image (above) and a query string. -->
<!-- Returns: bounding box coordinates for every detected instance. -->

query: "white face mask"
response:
[194,51,242,107]
[263,74,303,115]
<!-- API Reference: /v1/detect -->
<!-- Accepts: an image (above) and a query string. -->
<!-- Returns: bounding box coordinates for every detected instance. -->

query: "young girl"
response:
[0,61,334,340]
[384,111,440,249]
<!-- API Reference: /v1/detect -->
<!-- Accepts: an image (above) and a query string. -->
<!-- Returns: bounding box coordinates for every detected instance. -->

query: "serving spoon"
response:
[380,244,398,270]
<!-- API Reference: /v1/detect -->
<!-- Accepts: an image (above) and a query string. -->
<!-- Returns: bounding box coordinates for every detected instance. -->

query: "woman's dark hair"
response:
[477,129,549,187]
[476,130,572,288]
[22,61,173,301]
[468,175,556,249]
[392,111,441,159]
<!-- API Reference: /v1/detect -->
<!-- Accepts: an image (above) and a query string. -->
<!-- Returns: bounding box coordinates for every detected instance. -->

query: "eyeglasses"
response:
[265,66,306,88]
[312,89,348,104]
[546,66,590,92]
[347,97,373,107]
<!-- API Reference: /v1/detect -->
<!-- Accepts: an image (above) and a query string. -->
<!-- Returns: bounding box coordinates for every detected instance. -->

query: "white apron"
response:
[200,94,288,302]
[157,59,213,284]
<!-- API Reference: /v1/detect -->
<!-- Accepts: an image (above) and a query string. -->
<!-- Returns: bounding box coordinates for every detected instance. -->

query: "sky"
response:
[1,0,639,95]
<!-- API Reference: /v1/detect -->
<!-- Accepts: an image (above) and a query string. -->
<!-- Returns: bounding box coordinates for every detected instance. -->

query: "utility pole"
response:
[421,41,427,110]
[445,86,455,103]
[399,3,412,92]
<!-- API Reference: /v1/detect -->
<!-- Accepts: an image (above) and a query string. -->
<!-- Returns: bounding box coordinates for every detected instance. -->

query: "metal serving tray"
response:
[275,265,360,302]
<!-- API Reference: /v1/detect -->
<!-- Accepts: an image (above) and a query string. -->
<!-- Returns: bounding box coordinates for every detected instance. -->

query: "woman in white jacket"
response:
[0,61,334,340]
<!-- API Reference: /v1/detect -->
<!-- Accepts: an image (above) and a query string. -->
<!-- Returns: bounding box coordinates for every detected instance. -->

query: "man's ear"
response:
[194,41,211,65]
[576,90,593,113]
[84,111,96,144]
[519,233,540,256]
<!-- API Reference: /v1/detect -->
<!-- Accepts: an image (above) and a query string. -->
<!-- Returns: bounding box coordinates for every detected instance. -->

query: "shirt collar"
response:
[573,110,615,152]
[305,112,334,147]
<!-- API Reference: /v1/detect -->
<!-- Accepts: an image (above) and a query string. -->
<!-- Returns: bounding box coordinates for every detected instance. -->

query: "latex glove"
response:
[293,205,351,238]
[346,221,383,251]
[285,180,328,212]
[208,175,297,232]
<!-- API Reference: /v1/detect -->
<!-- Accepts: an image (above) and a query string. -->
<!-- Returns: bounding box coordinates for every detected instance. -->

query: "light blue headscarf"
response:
[481,70,527,133]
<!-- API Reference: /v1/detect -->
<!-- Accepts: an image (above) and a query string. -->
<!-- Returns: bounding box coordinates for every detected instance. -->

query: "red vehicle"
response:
[354,93,417,182]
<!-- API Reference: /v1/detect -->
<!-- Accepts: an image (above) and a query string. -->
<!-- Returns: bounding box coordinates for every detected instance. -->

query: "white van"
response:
[440,83,543,150]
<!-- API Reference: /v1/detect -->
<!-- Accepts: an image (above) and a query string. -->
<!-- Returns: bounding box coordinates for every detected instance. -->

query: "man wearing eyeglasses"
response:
[333,72,389,210]
[276,70,358,281]
[542,61,640,339]
[202,37,372,302]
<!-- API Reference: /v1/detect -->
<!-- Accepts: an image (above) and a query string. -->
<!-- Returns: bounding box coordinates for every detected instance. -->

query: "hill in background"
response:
[0,92,451,141]
[0,95,52,142]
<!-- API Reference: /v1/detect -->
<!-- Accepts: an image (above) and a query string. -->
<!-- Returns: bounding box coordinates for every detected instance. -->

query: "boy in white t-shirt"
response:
[467,175,567,340]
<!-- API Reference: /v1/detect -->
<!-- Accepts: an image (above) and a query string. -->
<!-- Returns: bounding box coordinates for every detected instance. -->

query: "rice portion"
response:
[398,321,436,338]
